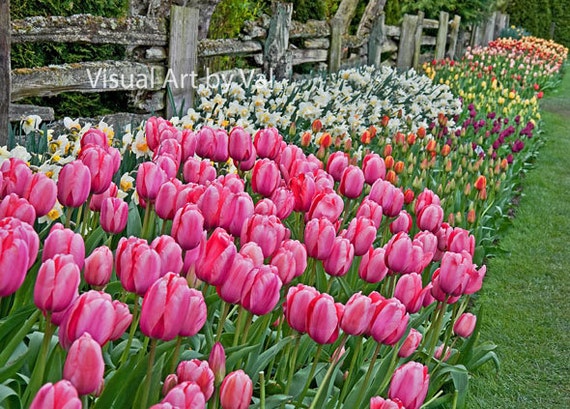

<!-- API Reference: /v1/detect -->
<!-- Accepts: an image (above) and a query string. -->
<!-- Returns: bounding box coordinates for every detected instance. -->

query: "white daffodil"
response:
[21,115,42,135]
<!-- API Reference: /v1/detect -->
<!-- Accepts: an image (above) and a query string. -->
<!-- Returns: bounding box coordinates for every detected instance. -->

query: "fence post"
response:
[447,15,462,59]
[412,11,424,70]
[397,14,418,69]
[167,6,199,119]
[0,0,10,145]
[434,11,449,60]
[367,12,385,68]
[494,12,508,38]
[482,11,497,44]
[329,17,343,73]
[264,2,292,80]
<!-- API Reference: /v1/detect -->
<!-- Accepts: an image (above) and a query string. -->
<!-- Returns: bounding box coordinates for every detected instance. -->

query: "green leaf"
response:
[93,355,146,409]
[84,226,107,255]
[0,384,21,409]
[247,336,294,385]
[0,307,40,368]
[225,344,260,372]
[127,200,142,238]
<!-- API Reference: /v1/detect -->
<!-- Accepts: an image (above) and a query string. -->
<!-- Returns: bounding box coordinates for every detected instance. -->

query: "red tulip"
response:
[398,328,422,358]
[241,265,282,316]
[306,293,343,344]
[57,160,92,208]
[362,153,386,184]
[115,236,162,296]
[63,333,104,395]
[359,246,389,283]
[140,272,191,341]
[162,381,206,408]
[340,292,374,336]
[326,151,349,182]
[195,228,236,286]
[171,204,205,251]
[254,128,282,160]
[43,224,86,269]
[80,145,115,194]
[84,246,113,288]
[289,172,316,212]
[0,193,36,225]
[453,312,477,338]
[23,172,57,217]
[388,362,429,409]
[151,235,184,276]
[30,380,81,409]
[323,236,354,277]
[339,165,365,199]
[177,360,215,400]
[220,370,253,409]
[34,254,80,314]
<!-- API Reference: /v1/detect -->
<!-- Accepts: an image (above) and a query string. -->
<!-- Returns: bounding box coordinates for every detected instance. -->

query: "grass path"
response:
[467,72,570,407]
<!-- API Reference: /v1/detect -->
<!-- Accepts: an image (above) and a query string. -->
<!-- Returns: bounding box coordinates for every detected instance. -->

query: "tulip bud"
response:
[171,204,205,251]
[23,172,57,217]
[30,381,82,409]
[209,342,226,386]
[398,328,423,358]
[100,197,128,234]
[453,312,477,338]
[0,193,36,226]
[43,224,86,269]
[220,370,253,409]
[63,333,105,395]
[388,362,430,409]
[339,165,365,199]
[34,254,80,314]
[57,160,92,208]
[0,228,30,297]
[358,245,389,284]
[151,235,184,276]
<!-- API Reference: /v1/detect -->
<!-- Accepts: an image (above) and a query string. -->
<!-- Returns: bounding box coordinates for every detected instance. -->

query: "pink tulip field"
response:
[0,35,567,408]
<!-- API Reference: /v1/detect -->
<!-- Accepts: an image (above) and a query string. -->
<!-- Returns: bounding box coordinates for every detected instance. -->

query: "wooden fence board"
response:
[0,0,10,145]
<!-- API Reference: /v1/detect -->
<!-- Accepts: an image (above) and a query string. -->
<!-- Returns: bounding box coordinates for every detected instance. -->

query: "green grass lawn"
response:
[466,73,570,408]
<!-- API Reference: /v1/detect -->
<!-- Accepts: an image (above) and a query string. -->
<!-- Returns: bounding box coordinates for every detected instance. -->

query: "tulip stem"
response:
[376,344,400,395]
[169,336,183,374]
[65,206,74,229]
[422,300,446,358]
[216,301,230,343]
[352,342,382,409]
[284,335,300,396]
[308,334,348,409]
[120,295,140,366]
[74,204,83,231]
[337,336,363,406]
[260,371,266,409]
[140,338,157,408]
[23,313,54,407]
[232,306,247,348]
[295,344,323,406]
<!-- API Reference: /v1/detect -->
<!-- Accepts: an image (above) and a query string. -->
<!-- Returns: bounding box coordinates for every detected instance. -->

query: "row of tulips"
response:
[1,35,567,408]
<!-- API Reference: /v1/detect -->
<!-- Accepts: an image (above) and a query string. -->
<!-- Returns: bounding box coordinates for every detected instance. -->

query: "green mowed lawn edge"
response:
[467,73,570,408]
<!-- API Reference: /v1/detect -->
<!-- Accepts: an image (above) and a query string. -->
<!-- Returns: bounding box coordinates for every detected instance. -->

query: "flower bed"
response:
[0,36,567,408]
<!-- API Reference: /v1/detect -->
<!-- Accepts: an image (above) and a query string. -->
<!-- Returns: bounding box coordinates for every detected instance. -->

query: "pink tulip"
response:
[195,227,236,286]
[339,165,365,199]
[307,189,344,222]
[145,116,165,151]
[217,253,255,304]
[241,265,282,316]
[0,217,39,269]
[356,197,383,227]
[254,198,277,216]
[252,159,281,197]
[84,246,113,288]
[414,188,440,216]
[80,145,115,194]
[162,374,179,397]
[289,172,316,212]
[240,214,288,259]
[43,223,85,269]
[313,168,334,192]
[155,138,182,166]
[390,210,413,234]
[306,293,343,344]
[63,333,104,395]
[179,288,207,337]
[359,246,389,283]
[176,183,205,209]
[196,126,229,162]
[326,151,349,182]
[208,342,226,386]
[154,155,179,180]
[453,312,477,338]
[136,161,167,202]
[398,328,423,358]
[196,182,223,229]
[171,204,205,251]
[0,229,30,297]
[162,381,206,408]
[284,284,319,333]
[384,232,432,275]
[34,254,80,313]
[413,231,438,260]
[183,157,217,185]
[323,236,354,277]
[181,129,197,161]
[100,197,128,234]
[254,128,282,160]
[388,362,429,409]
[1,157,32,197]
[340,292,374,336]
[177,360,215,400]
[370,396,405,409]
[110,300,133,341]
[23,172,57,217]
[416,203,444,233]
[57,160,92,208]
[151,235,184,276]
[270,239,307,284]
[115,236,162,296]
[81,128,108,150]
[434,343,452,361]
[228,126,254,162]
[89,182,118,212]
[30,380,81,409]
[239,242,264,267]
[58,290,117,349]
[436,251,474,296]
[218,191,255,237]
[394,273,424,314]
[343,216,377,256]
[0,193,36,227]
[270,186,295,219]
[362,153,386,184]
[369,179,404,217]
[368,297,409,345]
[219,370,253,409]
[140,272,191,341]
[447,227,476,256]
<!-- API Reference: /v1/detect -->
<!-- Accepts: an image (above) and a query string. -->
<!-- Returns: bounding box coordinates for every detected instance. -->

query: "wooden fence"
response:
[0,0,510,144]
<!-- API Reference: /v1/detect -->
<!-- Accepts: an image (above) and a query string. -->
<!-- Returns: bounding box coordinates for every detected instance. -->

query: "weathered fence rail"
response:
[0,0,510,145]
